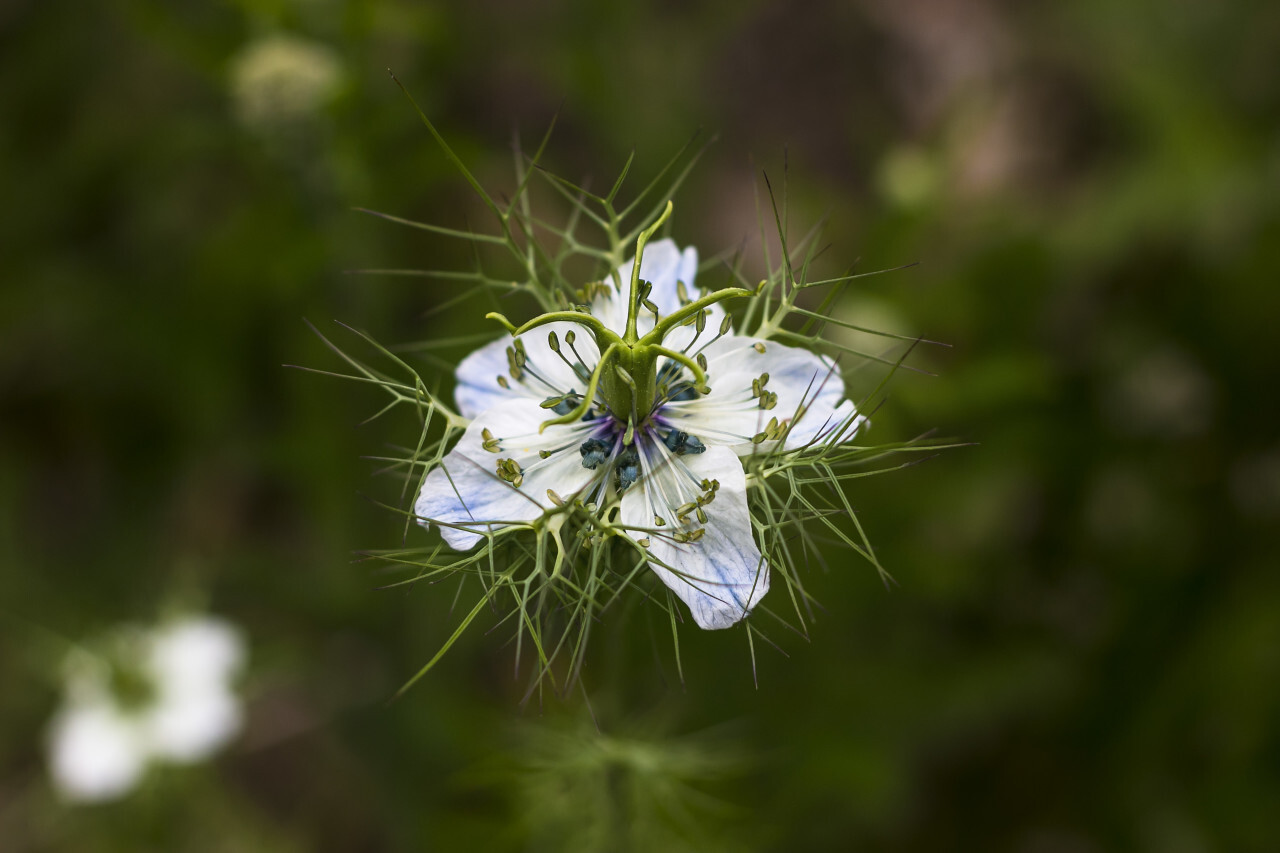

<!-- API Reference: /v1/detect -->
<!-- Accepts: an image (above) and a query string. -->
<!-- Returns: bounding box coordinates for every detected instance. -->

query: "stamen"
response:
[481,428,501,453]
[495,458,524,488]
[685,313,733,364]
[505,346,524,381]
[517,354,569,396]
[564,332,594,382]
[541,395,579,416]
[677,308,704,340]
[751,417,784,444]
[546,330,593,384]
[502,334,575,395]
[751,372,777,408]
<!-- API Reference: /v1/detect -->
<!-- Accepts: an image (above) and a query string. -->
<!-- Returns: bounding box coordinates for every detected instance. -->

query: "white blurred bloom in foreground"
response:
[47,616,246,803]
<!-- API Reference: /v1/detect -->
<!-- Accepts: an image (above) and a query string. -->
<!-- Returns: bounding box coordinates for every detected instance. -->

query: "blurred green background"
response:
[3,0,1278,850]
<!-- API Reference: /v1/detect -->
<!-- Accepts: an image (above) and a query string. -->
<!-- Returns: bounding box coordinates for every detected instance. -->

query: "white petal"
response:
[663,336,866,453]
[416,397,606,550]
[657,383,770,453]
[454,321,601,420]
[454,335,525,419]
[145,686,242,763]
[48,702,147,802]
[620,443,769,629]
[147,617,246,695]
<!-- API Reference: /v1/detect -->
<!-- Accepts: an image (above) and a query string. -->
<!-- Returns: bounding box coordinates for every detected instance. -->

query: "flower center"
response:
[482,201,753,435]
[110,662,158,712]
[577,424,707,498]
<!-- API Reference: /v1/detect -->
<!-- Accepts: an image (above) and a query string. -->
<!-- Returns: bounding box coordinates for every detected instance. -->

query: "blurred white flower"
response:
[229,34,342,132]
[47,616,246,803]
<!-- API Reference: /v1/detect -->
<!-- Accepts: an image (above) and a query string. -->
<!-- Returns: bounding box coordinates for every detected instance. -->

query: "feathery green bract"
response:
[314,95,952,697]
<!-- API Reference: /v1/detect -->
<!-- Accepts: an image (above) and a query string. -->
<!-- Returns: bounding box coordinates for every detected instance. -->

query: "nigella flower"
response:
[47,616,246,803]
[415,213,867,629]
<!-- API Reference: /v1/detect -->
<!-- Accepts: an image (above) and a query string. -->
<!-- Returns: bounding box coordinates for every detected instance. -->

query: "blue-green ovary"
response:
[579,438,611,470]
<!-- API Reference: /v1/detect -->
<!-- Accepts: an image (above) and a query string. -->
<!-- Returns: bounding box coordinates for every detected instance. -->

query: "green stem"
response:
[539,342,620,432]
[486,311,623,349]
[624,200,674,344]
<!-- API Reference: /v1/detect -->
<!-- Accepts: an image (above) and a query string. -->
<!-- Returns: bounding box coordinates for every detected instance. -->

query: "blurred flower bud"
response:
[229,34,342,135]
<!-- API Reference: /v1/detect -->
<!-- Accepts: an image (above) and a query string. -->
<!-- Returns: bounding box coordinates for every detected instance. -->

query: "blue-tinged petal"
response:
[416,398,603,549]
[620,444,768,629]
[454,322,602,420]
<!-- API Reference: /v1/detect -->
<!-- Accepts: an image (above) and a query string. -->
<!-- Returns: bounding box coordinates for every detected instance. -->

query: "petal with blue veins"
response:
[416,398,604,549]
[620,444,769,629]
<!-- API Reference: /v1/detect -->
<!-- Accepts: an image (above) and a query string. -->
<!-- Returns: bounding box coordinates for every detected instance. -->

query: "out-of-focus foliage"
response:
[1,0,1277,850]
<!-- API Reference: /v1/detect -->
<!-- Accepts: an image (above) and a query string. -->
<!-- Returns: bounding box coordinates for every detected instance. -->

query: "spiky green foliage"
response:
[493,718,750,853]
[308,79,954,697]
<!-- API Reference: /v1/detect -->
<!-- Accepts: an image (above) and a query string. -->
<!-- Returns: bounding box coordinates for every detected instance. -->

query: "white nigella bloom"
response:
[415,212,867,630]
[47,616,246,803]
